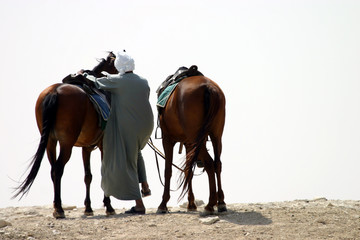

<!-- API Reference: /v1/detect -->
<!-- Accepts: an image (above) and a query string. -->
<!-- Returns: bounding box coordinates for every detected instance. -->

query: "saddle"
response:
[155,65,204,139]
[62,73,111,130]
[156,65,203,97]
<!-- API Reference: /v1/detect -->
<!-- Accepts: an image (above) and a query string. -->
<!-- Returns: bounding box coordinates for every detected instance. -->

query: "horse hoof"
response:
[156,208,168,214]
[218,204,227,213]
[106,210,116,216]
[187,207,197,212]
[84,211,94,216]
[187,202,197,212]
[196,161,204,168]
[53,211,65,219]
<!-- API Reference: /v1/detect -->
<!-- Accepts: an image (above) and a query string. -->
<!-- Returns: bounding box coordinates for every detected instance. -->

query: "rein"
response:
[147,138,205,191]
[147,138,184,191]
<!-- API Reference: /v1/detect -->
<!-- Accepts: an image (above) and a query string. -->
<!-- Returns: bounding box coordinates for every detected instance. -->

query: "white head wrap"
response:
[114,51,135,75]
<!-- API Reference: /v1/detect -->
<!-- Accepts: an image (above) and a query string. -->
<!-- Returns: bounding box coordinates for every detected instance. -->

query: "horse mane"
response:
[89,58,106,77]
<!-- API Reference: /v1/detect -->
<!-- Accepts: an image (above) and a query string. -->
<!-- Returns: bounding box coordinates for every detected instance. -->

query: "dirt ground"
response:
[0,198,359,239]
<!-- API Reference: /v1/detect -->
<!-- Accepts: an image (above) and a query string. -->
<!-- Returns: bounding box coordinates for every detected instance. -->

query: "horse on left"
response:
[13,52,118,218]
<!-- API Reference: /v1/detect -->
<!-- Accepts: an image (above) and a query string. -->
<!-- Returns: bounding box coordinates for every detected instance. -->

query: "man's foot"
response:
[125,207,145,215]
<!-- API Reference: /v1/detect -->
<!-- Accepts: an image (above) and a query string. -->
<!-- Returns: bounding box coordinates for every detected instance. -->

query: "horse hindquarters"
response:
[182,82,226,214]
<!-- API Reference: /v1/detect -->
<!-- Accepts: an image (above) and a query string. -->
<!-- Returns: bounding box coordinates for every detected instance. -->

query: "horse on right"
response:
[156,66,226,215]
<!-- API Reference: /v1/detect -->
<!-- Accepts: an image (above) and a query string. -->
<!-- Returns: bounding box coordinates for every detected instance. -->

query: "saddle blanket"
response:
[88,88,111,122]
[157,82,179,108]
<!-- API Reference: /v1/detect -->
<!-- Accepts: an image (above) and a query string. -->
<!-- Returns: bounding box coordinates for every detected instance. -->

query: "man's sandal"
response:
[125,207,145,215]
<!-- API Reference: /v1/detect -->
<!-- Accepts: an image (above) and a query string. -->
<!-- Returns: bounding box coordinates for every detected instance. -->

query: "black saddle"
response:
[62,73,111,104]
[156,65,203,97]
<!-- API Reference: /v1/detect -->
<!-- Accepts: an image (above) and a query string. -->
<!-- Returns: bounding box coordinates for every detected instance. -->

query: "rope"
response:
[147,139,184,172]
[147,138,205,191]
[147,138,183,192]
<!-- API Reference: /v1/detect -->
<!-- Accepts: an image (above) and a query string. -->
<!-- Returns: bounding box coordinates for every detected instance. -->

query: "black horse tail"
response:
[13,90,58,199]
[179,83,221,200]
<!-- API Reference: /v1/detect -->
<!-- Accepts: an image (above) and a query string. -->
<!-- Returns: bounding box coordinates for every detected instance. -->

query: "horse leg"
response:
[82,147,94,216]
[47,138,57,166]
[157,137,175,214]
[187,179,197,211]
[103,196,115,216]
[98,144,115,216]
[200,145,217,215]
[51,144,72,218]
[184,145,197,211]
[46,138,63,218]
[47,138,59,217]
[212,136,227,212]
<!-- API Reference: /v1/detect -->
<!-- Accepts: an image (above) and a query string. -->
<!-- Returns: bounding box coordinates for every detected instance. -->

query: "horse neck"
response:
[91,61,107,77]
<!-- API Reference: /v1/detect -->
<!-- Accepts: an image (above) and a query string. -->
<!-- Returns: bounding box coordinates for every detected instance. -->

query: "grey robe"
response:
[85,72,154,200]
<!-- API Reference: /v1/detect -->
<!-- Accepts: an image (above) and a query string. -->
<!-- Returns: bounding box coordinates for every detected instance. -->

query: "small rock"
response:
[0,220,11,228]
[327,203,334,207]
[195,199,205,206]
[180,199,204,208]
[312,197,327,202]
[24,211,38,216]
[316,219,326,225]
[199,216,220,225]
[47,222,55,228]
[63,205,77,211]
[180,202,187,208]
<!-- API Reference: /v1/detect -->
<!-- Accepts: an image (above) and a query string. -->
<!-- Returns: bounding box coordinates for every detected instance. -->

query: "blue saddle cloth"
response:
[88,89,111,121]
[79,85,110,130]
[157,82,179,108]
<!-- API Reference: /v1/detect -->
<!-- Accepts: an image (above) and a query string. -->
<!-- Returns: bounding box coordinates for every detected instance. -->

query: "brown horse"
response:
[156,73,227,215]
[13,52,118,218]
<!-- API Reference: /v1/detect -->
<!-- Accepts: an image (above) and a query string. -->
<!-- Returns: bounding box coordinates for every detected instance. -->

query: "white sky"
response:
[1,0,360,210]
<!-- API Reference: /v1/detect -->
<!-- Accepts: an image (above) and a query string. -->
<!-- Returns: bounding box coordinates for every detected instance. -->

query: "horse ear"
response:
[108,53,116,62]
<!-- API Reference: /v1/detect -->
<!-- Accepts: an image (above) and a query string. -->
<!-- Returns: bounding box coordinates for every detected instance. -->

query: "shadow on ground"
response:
[60,207,272,226]
[219,209,272,225]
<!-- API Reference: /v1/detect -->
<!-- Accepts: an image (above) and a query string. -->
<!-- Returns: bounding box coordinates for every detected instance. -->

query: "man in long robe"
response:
[82,51,153,214]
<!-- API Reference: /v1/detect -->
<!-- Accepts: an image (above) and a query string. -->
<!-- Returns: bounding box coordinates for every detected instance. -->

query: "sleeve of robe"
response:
[84,73,121,91]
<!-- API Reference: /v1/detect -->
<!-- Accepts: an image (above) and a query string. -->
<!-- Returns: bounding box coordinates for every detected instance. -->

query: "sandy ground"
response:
[0,198,359,240]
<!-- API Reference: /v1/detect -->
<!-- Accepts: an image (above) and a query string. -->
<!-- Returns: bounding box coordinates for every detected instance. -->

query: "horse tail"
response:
[179,83,220,200]
[13,90,58,199]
